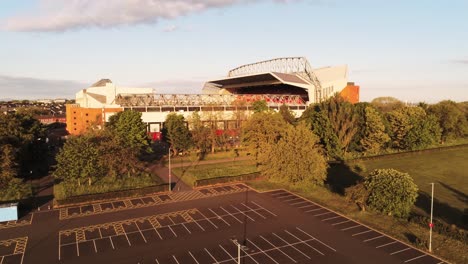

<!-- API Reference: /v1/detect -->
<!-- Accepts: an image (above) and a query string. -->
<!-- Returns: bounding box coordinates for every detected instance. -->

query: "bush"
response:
[0,178,31,202]
[365,169,418,217]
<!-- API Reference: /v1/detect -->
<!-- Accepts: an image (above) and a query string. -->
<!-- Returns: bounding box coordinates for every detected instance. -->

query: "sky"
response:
[0,0,467,103]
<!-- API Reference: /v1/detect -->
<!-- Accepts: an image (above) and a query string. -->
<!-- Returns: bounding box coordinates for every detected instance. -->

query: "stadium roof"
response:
[207,72,311,90]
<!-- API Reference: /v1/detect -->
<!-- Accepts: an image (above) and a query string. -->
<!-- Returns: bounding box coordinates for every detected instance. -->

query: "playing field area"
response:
[360,146,467,225]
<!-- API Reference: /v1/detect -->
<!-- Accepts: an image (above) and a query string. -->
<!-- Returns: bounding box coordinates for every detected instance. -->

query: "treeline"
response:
[0,113,47,201]
[53,111,155,198]
[301,96,468,160]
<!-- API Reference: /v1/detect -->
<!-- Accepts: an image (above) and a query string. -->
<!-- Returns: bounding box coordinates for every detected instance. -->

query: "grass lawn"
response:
[166,149,250,165]
[356,146,468,227]
[173,159,259,186]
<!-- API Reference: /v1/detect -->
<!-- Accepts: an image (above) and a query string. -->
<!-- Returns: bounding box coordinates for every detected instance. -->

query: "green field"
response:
[358,146,468,227]
[173,160,259,186]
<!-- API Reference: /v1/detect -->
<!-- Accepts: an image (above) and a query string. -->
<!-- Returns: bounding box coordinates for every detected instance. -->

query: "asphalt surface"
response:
[0,184,448,264]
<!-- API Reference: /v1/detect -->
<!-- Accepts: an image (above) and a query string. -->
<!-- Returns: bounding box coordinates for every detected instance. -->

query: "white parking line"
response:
[352,230,372,237]
[404,254,427,263]
[58,233,61,260]
[109,237,115,249]
[209,208,231,226]
[172,255,180,264]
[181,223,192,234]
[136,222,148,243]
[220,206,243,223]
[390,247,410,255]
[273,233,311,259]
[332,220,350,226]
[341,225,361,231]
[276,194,295,199]
[283,230,324,256]
[251,201,277,217]
[364,235,384,242]
[260,235,297,263]
[290,200,309,206]
[155,258,160,264]
[284,197,303,202]
[197,211,219,229]
[322,216,341,221]
[219,245,237,263]
[246,238,279,264]
[188,251,200,264]
[376,241,397,248]
[230,205,255,221]
[93,240,97,253]
[296,227,337,252]
[305,208,323,213]
[204,248,218,263]
[298,204,315,209]
[271,192,287,197]
[314,211,333,217]
[242,203,266,219]
[167,225,178,237]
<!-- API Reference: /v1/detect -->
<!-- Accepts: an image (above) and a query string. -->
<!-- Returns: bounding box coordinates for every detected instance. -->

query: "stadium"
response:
[66,57,359,138]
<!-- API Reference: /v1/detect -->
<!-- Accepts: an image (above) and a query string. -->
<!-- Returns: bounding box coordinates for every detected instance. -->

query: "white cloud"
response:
[1,0,292,32]
[163,24,179,33]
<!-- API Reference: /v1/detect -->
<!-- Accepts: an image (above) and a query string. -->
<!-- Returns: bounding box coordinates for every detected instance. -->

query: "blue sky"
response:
[0,0,466,102]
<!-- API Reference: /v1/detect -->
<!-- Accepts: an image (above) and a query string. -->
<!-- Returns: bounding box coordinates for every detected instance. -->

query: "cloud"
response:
[2,0,293,32]
[450,59,468,65]
[0,75,86,99]
[163,24,179,33]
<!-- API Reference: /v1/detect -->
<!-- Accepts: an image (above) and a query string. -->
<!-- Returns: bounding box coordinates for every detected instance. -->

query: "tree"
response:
[345,182,369,211]
[360,106,390,154]
[428,100,468,142]
[348,102,372,152]
[53,134,103,186]
[163,113,192,156]
[279,104,296,124]
[261,122,328,185]
[242,112,288,164]
[107,110,149,150]
[387,107,441,150]
[252,100,269,113]
[188,111,211,159]
[371,97,405,113]
[300,108,342,159]
[0,144,16,188]
[365,169,418,217]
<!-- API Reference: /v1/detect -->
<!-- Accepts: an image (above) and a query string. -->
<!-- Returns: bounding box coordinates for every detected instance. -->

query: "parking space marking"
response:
[390,247,410,255]
[297,204,315,209]
[364,235,384,242]
[305,208,323,213]
[260,235,297,263]
[220,206,243,223]
[0,214,33,230]
[0,237,28,264]
[376,241,397,248]
[331,220,350,226]
[314,211,333,217]
[290,200,309,206]
[322,215,341,221]
[341,224,361,231]
[188,251,200,264]
[272,233,311,260]
[58,202,274,260]
[246,238,279,264]
[352,230,373,237]
[404,254,426,263]
[251,201,277,217]
[59,183,249,220]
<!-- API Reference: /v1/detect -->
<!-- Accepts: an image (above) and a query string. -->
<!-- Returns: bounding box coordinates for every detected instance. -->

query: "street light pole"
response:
[168,147,172,192]
[233,239,241,264]
[429,182,434,252]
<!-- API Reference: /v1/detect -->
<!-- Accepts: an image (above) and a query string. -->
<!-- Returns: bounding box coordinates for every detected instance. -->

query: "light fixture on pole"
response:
[429,182,434,252]
[168,147,172,192]
[232,239,241,264]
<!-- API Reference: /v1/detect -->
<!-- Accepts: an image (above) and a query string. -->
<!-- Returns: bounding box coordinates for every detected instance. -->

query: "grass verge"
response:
[173,159,259,186]
[246,180,467,264]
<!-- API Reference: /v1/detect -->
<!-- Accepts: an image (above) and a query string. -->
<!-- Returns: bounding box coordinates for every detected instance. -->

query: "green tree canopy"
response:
[163,113,192,155]
[251,100,269,113]
[365,169,418,217]
[188,111,211,159]
[242,111,288,163]
[279,104,296,124]
[107,110,149,150]
[360,106,390,154]
[371,97,405,113]
[428,100,468,142]
[300,108,342,159]
[261,122,328,186]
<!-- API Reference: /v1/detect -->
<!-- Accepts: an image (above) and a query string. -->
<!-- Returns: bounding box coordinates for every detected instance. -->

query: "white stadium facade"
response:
[66,57,359,139]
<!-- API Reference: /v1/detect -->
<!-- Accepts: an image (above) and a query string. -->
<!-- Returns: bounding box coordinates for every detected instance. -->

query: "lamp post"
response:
[429,182,434,252]
[233,239,241,264]
[168,147,172,192]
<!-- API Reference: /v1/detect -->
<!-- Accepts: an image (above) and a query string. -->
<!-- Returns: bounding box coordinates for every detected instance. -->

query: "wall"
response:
[66,104,122,135]
[339,83,360,104]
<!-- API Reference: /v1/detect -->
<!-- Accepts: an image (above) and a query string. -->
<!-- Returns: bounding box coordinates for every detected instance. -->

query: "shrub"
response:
[365,169,418,217]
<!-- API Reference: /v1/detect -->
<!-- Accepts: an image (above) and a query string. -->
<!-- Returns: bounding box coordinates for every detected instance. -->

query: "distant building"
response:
[66,57,360,138]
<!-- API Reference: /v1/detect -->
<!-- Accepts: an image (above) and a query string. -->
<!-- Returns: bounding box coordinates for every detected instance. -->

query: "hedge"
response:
[54,183,169,207]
